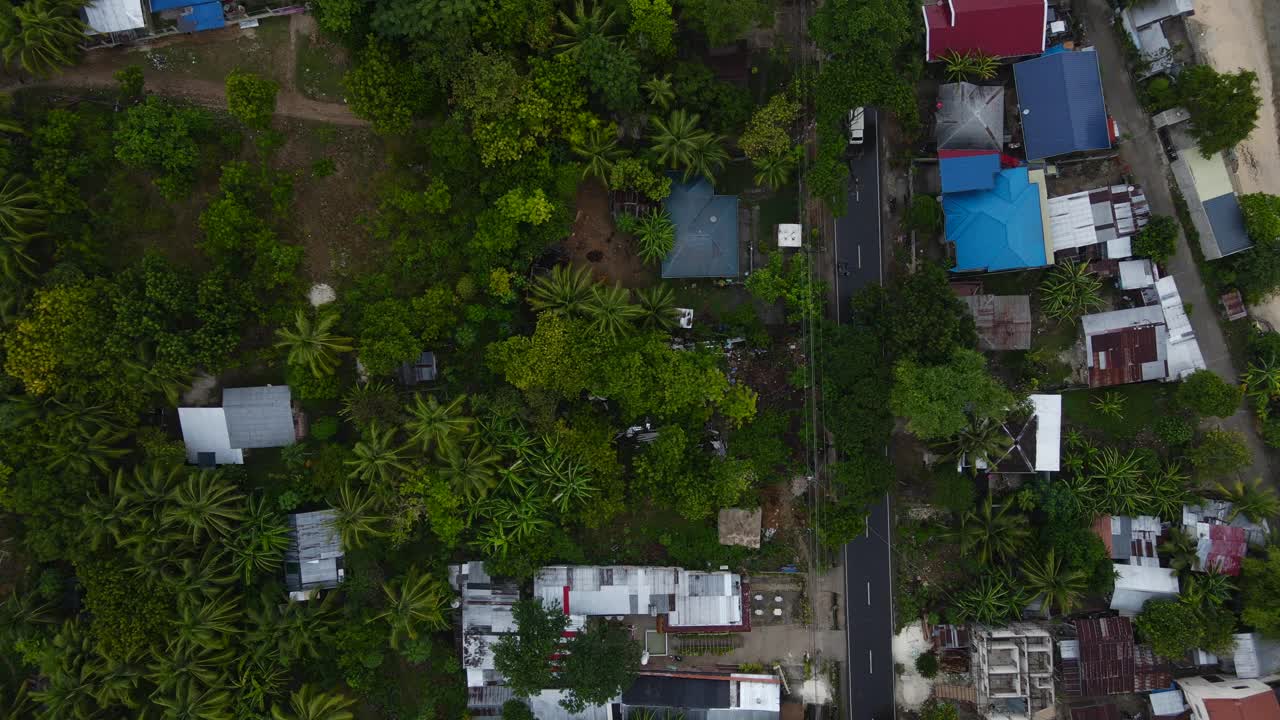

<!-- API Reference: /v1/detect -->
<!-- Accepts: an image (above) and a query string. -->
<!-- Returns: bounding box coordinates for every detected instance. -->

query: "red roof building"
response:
[1203,695,1280,720]
[922,0,1048,62]
[1194,523,1248,576]
[1179,677,1280,720]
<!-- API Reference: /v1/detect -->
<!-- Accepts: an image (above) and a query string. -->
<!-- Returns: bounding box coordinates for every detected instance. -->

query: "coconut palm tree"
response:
[572,126,624,181]
[1,681,34,720]
[632,208,675,264]
[585,282,642,339]
[172,591,243,653]
[642,74,675,110]
[951,570,1028,624]
[650,110,705,173]
[1022,548,1087,617]
[167,545,238,605]
[42,426,129,475]
[1145,461,1191,520]
[1242,359,1280,417]
[753,150,797,191]
[271,685,356,720]
[152,677,234,720]
[1092,447,1147,516]
[165,469,246,542]
[146,643,234,700]
[1183,568,1236,609]
[275,310,354,378]
[1040,261,1105,322]
[4,0,89,78]
[373,566,451,649]
[529,263,595,316]
[123,353,191,407]
[403,393,472,456]
[81,470,133,552]
[231,656,288,717]
[346,423,412,486]
[227,494,291,584]
[339,379,401,429]
[1217,478,1280,523]
[939,416,1012,475]
[441,440,503,498]
[688,132,729,183]
[83,652,143,710]
[0,176,45,281]
[952,499,1030,565]
[636,284,679,331]
[552,0,619,56]
[331,483,387,550]
[245,591,335,666]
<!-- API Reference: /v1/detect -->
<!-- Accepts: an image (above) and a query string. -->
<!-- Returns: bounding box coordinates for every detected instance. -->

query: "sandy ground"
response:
[892,621,934,710]
[1186,0,1280,195]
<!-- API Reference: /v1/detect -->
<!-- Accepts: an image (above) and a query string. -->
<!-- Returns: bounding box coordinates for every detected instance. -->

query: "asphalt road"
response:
[830,107,896,720]
[833,107,884,321]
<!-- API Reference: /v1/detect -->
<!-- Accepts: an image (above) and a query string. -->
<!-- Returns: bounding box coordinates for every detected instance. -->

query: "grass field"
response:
[1063,382,1175,440]
[295,30,350,102]
[141,18,292,86]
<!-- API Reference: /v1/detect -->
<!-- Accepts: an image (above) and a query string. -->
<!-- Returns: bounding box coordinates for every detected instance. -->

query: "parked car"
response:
[1157,127,1178,161]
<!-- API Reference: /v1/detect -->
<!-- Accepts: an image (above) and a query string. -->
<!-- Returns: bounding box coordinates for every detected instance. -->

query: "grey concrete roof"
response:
[223,386,295,449]
[937,82,1004,151]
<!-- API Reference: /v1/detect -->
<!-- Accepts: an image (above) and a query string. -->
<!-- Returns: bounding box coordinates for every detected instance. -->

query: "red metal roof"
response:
[1204,692,1280,720]
[924,0,1047,61]
[1075,617,1136,696]
[1206,524,1248,576]
[1133,644,1171,692]
[1092,516,1113,555]
[1088,325,1163,387]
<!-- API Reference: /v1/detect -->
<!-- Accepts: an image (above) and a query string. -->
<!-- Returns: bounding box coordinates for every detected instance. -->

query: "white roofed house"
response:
[178,386,297,466]
[963,394,1061,475]
[1081,276,1205,387]
[1111,564,1180,616]
[82,0,146,36]
[284,510,344,600]
[1048,184,1151,261]
[533,565,748,633]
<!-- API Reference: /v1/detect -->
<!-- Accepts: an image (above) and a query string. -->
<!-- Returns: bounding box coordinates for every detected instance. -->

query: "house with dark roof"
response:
[922,0,1048,62]
[178,385,297,465]
[1168,141,1253,260]
[284,510,344,598]
[1013,50,1114,160]
[937,82,1005,152]
[961,294,1032,350]
[397,351,438,385]
[1081,277,1206,387]
[963,394,1061,474]
[661,178,740,279]
[1060,617,1171,697]
[1176,676,1280,720]
[621,673,782,718]
[942,165,1052,273]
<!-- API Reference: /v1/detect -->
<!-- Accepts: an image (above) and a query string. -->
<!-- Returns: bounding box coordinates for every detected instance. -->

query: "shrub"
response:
[915,651,939,678]
[311,416,340,441]
[906,196,943,236]
[1176,369,1242,418]
[931,465,975,513]
[1133,215,1179,263]
[1154,415,1195,447]
[114,65,144,101]
[1187,429,1252,478]
[1262,417,1280,448]
[226,70,278,129]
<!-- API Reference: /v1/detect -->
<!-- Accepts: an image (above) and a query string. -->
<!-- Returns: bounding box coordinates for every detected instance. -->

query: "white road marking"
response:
[868,650,874,672]
[857,244,862,268]
[866,581,871,605]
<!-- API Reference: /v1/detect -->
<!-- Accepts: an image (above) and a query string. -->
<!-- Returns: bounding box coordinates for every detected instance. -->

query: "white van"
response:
[848,107,865,145]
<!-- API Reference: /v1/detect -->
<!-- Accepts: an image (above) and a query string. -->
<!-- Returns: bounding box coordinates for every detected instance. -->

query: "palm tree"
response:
[1183,568,1236,609]
[172,591,243,653]
[753,150,797,191]
[330,483,386,550]
[164,469,246,542]
[585,282,642,339]
[346,423,412,486]
[553,0,619,55]
[271,685,356,720]
[940,416,1012,474]
[642,74,675,110]
[4,0,89,78]
[123,354,191,407]
[339,379,401,429]
[941,50,977,82]
[1160,526,1200,575]
[441,440,503,498]
[245,591,335,666]
[42,426,129,475]
[84,652,142,712]
[373,567,451,649]
[230,656,288,716]
[146,644,234,700]
[81,471,133,552]
[1090,391,1126,419]
[0,176,44,281]
[227,494,291,584]
[152,678,233,720]
[1242,359,1280,417]
[951,570,1028,624]
[572,126,624,181]
[650,110,704,174]
[688,132,729,183]
[1091,447,1147,516]
[1217,478,1280,523]
[403,393,472,456]
[952,499,1030,565]
[529,263,595,316]
[637,284,679,331]
[632,209,676,264]
[1022,548,1087,617]
[167,545,238,605]
[1039,261,1105,322]
[275,310,353,378]
[1145,461,1191,520]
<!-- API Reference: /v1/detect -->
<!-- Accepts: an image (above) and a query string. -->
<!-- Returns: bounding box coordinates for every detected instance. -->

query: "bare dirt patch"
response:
[563,180,655,288]
[271,120,387,283]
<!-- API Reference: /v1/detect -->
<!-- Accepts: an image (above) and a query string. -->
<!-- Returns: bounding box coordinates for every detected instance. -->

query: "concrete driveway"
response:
[1081,0,1272,482]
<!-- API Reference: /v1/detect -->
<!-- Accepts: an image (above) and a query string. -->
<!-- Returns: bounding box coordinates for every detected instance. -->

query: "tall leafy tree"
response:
[1176,65,1262,157]
[494,599,569,697]
[890,348,1016,441]
[559,618,643,713]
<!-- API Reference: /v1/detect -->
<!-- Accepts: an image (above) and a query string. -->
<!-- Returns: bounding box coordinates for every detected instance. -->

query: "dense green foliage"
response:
[1176,65,1262,157]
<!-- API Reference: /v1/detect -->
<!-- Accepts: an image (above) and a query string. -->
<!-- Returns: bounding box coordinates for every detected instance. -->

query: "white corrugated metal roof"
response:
[733,675,782,711]
[1048,192,1097,251]
[534,565,743,628]
[177,407,243,464]
[1157,276,1207,379]
[1234,633,1260,678]
[1029,394,1061,472]
[1118,259,1156,290]
[83,0,145,33]
[1150,689,1187,717]
[1111,564,1180,615]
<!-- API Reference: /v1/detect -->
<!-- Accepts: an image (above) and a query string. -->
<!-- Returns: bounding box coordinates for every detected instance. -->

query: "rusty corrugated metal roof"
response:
[1075,617,1136,696]
[1088,325,1163,387]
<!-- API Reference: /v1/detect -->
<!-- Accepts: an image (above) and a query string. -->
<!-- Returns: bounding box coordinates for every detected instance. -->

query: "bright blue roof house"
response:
[1013,50,1114,160]
[149,0,226,32]
[941,162,1053,273]
[661,178,740,279]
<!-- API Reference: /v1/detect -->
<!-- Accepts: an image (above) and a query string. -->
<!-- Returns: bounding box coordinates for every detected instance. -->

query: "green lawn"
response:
[295,30,349,102]
[1063,382,1175,440]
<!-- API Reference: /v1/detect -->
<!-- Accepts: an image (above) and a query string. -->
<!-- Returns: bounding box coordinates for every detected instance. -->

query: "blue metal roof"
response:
[1013,51,1111,159]
[940,153,1002,193]
[148,0,190,11]
[943,167,1048,272]
[176,0,224,31]
[661,178,740,279]
[1203,193,1254,256]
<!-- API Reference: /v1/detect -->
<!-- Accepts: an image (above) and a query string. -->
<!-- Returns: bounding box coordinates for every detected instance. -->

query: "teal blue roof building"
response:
[943,166,1050,273]
[661,178,740,279]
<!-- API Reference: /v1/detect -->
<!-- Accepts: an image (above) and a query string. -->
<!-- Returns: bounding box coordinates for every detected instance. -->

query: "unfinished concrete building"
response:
[972,624,1056,720]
